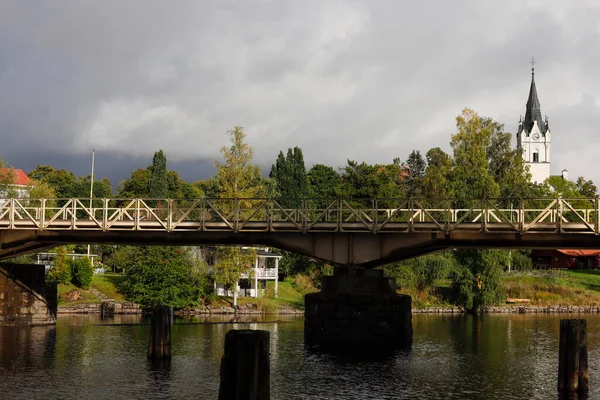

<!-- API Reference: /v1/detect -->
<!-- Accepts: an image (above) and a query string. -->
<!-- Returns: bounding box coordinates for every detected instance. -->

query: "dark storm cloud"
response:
[1,0,599,187]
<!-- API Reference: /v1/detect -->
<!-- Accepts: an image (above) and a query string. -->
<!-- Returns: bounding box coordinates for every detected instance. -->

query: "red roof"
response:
[0,168,32,186]
[556,249,600,257]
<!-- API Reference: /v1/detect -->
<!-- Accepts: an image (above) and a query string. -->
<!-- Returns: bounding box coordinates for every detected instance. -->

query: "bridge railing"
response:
[0,197,599,234]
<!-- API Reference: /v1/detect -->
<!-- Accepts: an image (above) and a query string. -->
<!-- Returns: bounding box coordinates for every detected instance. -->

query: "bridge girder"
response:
[2,229,600,267]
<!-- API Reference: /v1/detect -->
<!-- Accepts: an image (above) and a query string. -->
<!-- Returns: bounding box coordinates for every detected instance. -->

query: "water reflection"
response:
[0,314,599,399]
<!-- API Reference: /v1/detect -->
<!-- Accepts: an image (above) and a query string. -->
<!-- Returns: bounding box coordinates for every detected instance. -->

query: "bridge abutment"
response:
[304,267,412,349]
[0,263,57,326]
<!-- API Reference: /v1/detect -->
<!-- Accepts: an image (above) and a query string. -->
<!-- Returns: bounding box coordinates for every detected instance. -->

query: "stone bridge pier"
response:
[0,263,57,326]
[304,267,412,350]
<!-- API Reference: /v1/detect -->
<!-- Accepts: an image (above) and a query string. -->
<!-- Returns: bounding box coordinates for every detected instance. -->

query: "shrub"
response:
[293,273,317,294]
[48,247,71,284]
[70,257,93,289]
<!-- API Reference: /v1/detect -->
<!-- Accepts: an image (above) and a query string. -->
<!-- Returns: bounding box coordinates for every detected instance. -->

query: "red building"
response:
[530,249,600,270]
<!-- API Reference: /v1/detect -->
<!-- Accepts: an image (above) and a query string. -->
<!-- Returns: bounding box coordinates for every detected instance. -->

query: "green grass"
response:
[222,281,305,311]
[57,282,99,305]
[57,273,126,306]
[92,273,126,302]
[502,269,600,306]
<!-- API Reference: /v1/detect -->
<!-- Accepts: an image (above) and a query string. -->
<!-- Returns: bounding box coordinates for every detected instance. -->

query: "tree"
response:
[576,177,597,197]
[486,125,532,201]
[148,150,168,199]
[0,157,16,196]
[214,126,264,199]
[47,246,71,284]
[269,147,308,208]
[214,247,257,307]
[212,126,264,306]
[117,168,151,198]
[451,249,508,313]
[422,147,453,201]
[307,164,340,207]
[119,246,205,309]
[449,108,500,203]
[404,150,426,198]
[70,257,93,289]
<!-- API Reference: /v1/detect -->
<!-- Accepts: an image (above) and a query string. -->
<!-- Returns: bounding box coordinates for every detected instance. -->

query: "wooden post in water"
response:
[558,319,588,397]
[219,329,270,400]
[147,305,171,360]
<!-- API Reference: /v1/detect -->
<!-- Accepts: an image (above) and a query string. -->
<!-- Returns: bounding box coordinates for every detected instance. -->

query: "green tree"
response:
[119,246,205,309]
[214,126,264,199]
[269,147,308,208]
[576,177,597,197]
[307,164,340,208]
[449,108,500,203]
[148,150,168,199]
[70,257,93,289]
[451,249,508,312]
[214,247,257,306]
[422,147,453,201]
[212,127,264,306]
[117,168,151,198]
[486,124,532,201]
[404,150,426,198]
[47,246,71,284]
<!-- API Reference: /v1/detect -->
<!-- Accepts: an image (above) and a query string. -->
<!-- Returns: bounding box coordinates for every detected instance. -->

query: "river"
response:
[0,313,598,399]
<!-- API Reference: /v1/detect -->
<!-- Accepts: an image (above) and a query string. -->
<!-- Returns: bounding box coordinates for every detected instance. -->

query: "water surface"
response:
[0,313,598,399]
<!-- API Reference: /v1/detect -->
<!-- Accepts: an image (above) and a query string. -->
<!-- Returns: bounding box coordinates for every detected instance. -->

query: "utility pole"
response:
[87,150,95,259]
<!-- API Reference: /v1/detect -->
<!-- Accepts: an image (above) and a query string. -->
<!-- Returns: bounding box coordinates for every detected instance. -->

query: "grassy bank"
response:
[502,270,600,306]
[58,274,306,310]
[57,273,126,305]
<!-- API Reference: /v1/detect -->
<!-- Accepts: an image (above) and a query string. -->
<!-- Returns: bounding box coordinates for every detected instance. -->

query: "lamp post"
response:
[87,150,95,258]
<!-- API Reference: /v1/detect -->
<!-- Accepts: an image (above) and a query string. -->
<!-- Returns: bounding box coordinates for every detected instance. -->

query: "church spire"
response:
[523,58,547,134]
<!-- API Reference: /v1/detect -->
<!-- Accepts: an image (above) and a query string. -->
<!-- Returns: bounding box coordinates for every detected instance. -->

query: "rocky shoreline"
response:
[57,303,600,315]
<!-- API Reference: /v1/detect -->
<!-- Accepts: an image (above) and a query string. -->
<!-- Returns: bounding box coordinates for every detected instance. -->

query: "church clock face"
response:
[532,132,540,141]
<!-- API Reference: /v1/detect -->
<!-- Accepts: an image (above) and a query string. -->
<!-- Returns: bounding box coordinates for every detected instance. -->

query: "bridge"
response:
[1,197,600,266]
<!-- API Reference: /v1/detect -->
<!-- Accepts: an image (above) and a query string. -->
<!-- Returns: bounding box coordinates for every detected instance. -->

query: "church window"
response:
[533,151,539,162]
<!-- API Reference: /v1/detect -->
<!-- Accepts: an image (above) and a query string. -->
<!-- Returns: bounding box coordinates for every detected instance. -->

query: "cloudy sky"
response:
[1,1,599,189]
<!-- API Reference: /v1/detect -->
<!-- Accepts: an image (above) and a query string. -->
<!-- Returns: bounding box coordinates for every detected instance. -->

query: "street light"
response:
[87,150,95,258]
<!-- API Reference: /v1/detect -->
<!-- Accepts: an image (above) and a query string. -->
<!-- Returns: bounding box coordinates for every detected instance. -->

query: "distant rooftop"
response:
[0,168,32,186]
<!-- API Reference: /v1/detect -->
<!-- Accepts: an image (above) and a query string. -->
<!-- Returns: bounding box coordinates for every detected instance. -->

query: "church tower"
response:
[516,60,550,184]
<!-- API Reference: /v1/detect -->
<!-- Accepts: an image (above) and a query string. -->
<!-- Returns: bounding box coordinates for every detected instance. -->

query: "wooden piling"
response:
[558,319,588,397]
[147,305,171,360]
[219,329,270,400]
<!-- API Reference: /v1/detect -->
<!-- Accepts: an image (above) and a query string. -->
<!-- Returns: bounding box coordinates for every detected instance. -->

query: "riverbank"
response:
[56,269,600,315]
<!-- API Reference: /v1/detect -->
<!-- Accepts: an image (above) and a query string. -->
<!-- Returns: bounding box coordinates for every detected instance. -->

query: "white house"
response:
[213,248,282,299]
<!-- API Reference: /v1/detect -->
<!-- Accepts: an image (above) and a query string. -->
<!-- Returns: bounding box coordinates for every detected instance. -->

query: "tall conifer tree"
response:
[148,150,168,200]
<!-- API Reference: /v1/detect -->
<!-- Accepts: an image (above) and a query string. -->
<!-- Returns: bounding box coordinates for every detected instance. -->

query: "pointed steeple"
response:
[522,61,547,134]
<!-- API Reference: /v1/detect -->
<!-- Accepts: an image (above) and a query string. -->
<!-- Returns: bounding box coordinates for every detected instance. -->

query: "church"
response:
[516,61,552,184]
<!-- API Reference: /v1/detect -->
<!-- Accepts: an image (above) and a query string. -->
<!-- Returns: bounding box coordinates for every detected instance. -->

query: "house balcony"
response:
[240,268,278,280]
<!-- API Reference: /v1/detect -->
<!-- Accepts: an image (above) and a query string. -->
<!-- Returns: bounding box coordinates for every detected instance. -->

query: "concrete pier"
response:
[304,267,412,349]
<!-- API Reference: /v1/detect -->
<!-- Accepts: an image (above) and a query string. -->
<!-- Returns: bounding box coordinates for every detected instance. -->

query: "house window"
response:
[533,152,539,163]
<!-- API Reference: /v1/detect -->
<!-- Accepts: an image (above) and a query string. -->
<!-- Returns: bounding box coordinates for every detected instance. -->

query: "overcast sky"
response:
[1,1,599,189]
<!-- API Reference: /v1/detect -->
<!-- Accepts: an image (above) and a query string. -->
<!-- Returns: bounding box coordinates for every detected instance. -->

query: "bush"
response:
[48,247,71,284]
[70,257,93,289]
[293,273,317,294]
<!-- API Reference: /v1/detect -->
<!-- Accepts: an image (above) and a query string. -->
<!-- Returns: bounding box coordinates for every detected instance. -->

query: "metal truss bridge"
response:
[1,197,600,266]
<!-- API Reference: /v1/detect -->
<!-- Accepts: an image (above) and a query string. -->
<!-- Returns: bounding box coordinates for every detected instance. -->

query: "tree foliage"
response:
[214,126,264,199]
[148,150,168,199]
[47,246,71,284]
[119,246,205,309]
[449,108,500,202]
[404,150,426,198]
[451,249,508,312]
[269,147,308,208]
[70,257,93,290]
